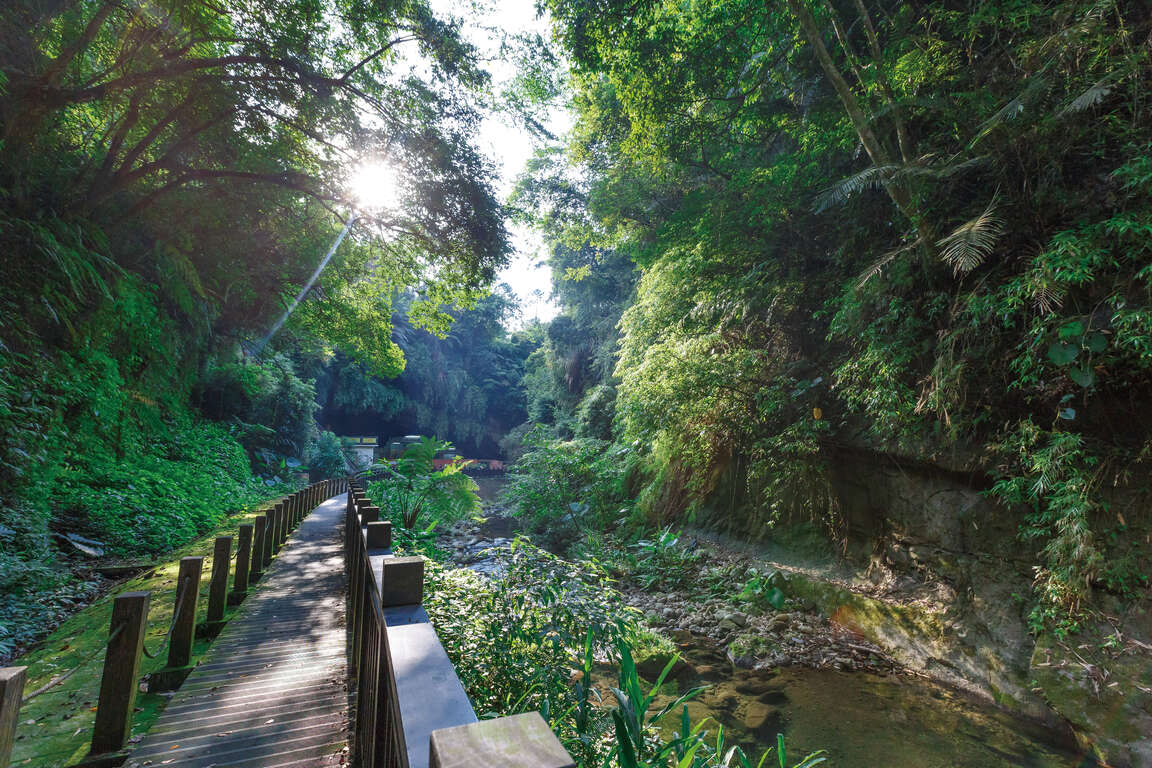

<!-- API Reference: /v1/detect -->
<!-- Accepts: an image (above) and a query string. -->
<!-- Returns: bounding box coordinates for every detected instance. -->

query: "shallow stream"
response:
[642,640,1092,768]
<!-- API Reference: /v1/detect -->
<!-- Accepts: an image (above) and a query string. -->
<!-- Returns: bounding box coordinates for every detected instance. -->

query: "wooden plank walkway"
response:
[126,495,349,768]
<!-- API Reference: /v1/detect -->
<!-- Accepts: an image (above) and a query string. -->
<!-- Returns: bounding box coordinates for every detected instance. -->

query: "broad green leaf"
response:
[1047,342,1078,366]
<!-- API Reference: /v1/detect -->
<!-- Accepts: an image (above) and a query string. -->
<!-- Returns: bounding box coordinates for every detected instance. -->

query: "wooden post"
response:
[230,524,252,604]
[366,521,392,550]
[429,712,575,768]
[0,667,26,768]
[166,558,202,670]
[272,503,285,554]
[203,536,231,633]
[90,592,150,756]
[251,515,267,582]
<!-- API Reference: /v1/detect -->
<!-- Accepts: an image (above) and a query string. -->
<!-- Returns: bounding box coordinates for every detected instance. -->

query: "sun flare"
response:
[350,161,399,211]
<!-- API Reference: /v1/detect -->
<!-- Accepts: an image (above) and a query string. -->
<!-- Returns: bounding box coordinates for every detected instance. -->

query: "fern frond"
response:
[937,197,1004,276]
[813,165,897,212]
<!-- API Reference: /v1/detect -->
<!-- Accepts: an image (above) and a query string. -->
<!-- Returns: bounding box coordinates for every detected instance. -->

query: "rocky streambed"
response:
[436,513,1092,766]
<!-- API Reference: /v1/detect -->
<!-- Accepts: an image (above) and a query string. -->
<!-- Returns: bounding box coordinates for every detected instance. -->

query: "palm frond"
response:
[855,240,919,288]
[896,154,990,181]
[1058,78,1114,117]
[937,196,1004,276]
[969,75,1051,147]
[813,165,897,212]
[1030,275,1065,314]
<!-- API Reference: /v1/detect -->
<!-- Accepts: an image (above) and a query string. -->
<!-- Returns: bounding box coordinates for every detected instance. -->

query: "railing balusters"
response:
[346,476,574,768]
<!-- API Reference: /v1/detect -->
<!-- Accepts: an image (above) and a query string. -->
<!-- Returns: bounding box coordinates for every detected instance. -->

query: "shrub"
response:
[368,437,479,528]
[309,430,349,479]
[505,432,634,548]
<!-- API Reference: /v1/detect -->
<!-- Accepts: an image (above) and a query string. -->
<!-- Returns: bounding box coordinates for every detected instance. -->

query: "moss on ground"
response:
[8,494,291,767]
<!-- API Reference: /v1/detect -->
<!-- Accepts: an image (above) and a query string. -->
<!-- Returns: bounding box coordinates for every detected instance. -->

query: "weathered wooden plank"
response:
[90,591,150,756]
[125,495,347,768]
[0,667,27,768]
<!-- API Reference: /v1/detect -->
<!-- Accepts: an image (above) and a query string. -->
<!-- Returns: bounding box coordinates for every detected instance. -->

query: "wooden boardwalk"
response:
[126,496,349,768]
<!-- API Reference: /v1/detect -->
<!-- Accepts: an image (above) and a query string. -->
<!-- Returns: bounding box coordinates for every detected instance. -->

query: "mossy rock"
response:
[1030,632,1152,767]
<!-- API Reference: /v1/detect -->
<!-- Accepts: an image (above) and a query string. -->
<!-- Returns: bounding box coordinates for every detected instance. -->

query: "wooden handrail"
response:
[344,479,574,768]
[1,477,348,768]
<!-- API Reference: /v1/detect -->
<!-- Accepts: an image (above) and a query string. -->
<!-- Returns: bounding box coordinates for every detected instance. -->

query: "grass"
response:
[7,495,292,768]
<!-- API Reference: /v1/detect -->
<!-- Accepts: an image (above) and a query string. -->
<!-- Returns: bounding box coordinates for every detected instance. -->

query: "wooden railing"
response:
[0,477,347,768]
[344,478,575,768]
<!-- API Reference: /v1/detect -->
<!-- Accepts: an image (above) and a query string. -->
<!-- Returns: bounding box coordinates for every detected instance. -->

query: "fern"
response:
[937,196,1004,276]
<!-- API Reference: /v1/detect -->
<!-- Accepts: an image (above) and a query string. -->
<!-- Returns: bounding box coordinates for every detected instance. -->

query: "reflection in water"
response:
[642,640,1093,768]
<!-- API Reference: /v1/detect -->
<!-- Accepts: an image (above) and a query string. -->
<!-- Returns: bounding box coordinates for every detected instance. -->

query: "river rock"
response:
[636,653,696,686]
[1031,631,1152,767]
[741,700,781,731]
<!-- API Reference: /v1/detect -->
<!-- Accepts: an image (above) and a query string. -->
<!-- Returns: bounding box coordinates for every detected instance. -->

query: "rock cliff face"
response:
[783,447,1152,766]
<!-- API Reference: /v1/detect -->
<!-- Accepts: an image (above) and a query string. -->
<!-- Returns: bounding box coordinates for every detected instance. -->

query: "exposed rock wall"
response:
[788,447,1152,766]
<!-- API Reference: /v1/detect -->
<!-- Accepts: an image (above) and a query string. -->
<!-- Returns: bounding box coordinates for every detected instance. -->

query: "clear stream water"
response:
[644,639,1093,768]
[474,480,1091,767]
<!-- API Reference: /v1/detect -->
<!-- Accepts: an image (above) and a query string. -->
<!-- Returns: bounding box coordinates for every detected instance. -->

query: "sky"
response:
[428,0,570,326]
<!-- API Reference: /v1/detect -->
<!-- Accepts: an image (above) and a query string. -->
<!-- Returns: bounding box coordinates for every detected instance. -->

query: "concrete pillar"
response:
[381,556,424,607]
[429,712,574,768]
[359,504,381,525]
[366,521,392,550]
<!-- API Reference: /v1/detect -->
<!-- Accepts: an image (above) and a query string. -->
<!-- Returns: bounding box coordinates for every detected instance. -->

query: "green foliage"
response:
[735,569,790,613]
[308,431,349,480]
[990,423,1105,636]
[421,534,821,768]
[422,539,640,721]
[197,355,319,467]
[320,288,533,457]
[56,418,289,556]
[627,528,702,591]
[369,437,479,528]
[505,432,634,549]
[525,0,1152,628]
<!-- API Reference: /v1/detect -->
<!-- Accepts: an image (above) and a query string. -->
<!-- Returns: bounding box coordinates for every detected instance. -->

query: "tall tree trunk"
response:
[785,0,936,257]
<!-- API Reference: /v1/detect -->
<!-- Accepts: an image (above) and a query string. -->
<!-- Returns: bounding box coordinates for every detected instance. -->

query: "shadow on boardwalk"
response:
[126,496,349,768]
